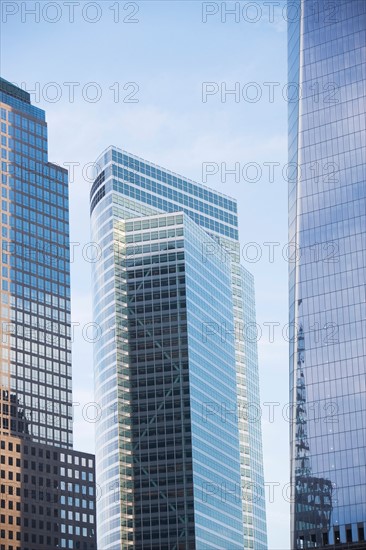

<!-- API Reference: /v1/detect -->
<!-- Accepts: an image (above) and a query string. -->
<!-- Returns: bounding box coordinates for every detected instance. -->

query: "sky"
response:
[2,1,291,547]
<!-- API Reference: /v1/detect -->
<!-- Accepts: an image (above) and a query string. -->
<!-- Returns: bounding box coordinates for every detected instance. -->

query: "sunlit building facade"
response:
[90,146,267,549]
[288,1,366,547]
[0,77,96,550]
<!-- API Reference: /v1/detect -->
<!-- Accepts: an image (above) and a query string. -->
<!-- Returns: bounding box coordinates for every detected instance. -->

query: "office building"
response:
[0,77,96,549]
[288,1,366,547]
[90,146,267,549]
[1,436,96,550]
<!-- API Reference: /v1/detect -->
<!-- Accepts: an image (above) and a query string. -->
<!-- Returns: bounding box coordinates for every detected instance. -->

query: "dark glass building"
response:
[288,1,366,548]
[0,78,96,549]
[90,147,267,549]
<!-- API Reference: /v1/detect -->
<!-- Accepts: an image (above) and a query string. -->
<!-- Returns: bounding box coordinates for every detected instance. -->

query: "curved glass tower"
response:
[90,147,267,549]
[288,1,366,548]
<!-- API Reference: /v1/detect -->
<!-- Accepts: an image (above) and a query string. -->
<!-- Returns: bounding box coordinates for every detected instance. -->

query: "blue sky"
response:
[2,1,291,547]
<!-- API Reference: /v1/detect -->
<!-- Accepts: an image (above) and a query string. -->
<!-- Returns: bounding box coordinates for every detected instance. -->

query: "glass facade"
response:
[91,146,267,549]
[0,78,97,550]
[288,2,366,548]
[0,78,73,448]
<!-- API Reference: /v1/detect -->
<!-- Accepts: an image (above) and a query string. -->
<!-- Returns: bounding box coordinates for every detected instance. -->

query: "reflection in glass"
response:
[294,317,333,548]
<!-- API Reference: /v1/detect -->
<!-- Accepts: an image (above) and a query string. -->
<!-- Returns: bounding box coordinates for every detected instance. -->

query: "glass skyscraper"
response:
[288,1,366,548]
[0,78,96,549]
[0,78,72,447]
[90,146,267,549]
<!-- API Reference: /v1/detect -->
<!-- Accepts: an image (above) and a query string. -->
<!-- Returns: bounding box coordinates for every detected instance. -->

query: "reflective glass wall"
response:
[91,147,267,549]
[0,78,73,448]
[288,2,366,547]
[0,77,97,550]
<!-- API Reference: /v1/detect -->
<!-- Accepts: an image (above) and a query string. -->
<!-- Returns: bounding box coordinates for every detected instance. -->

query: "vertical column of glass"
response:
[0,104,12,436]
[241,266,267,550]
[289,1,366,547]
[92,197,139,549]
[124,213,193,550]
[288,4,302,546]
[183,219,245,550]
[216,236,267,550]
[113,217,135,548]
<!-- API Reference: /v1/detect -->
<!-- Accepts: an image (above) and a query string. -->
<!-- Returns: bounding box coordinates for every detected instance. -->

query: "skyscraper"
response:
[0,77,96,549]
[288,1,366,547]
[90,146,267,549]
